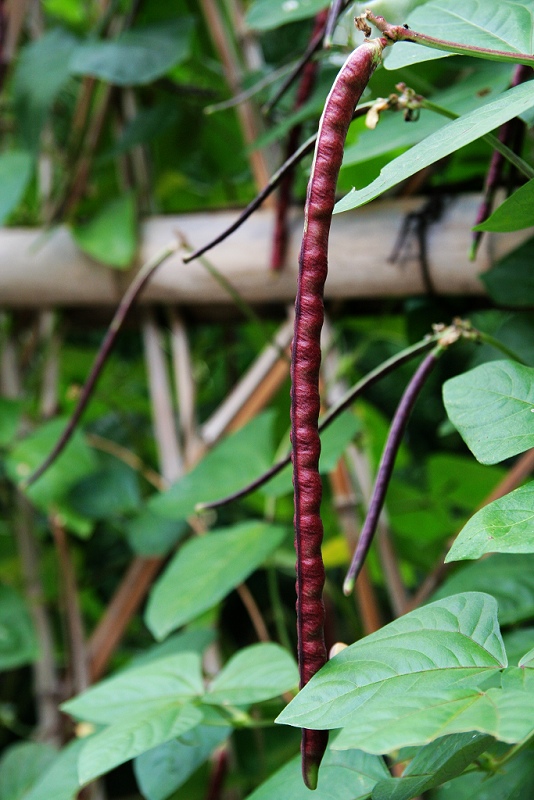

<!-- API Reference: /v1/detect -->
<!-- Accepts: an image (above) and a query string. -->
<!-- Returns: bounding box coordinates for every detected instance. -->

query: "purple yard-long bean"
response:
[290,35,386,788]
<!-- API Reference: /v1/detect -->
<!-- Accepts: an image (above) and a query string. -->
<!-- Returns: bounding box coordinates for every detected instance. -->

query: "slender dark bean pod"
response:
[471,64,532,259]
[343,349,441,596]
[291,37,386,789]
[263,0,352,117]
[271,9,328,271]
[183,134,316,264]
[324,0,345,48]
[24,243,178,488]
[196,334,439,512]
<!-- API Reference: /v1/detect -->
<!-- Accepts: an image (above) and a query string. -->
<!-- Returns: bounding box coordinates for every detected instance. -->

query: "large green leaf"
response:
[432,554,534,625]
[384,0,534,70]
[247,748,389,800]
[69,20,194,85]
[0,585,38,669]
[245,0,328,31]
[134,720,230,800]
[481,237,534,308]
[145,521,287,640]
[71,194,137,269]
[204,643,298,705]
[372,732,493,800]
[13,28,77,147]
[62,652,204,724]
[334,82,534,213]
[443,361,534,465]
[6,418,97,509]
[0,151,34,224]
[0,742,56,800]
[277,593,506,736]
[330,667,534,753]
[446,483,534,562]
[474,178,534,233]
[78,702,203,785]
[149,412,275,519]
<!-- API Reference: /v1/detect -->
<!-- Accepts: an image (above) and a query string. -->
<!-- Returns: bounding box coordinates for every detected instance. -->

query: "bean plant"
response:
[1,2,534,799]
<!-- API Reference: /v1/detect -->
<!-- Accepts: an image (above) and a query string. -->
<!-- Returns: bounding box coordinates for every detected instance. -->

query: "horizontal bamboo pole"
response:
[0,196,527,308]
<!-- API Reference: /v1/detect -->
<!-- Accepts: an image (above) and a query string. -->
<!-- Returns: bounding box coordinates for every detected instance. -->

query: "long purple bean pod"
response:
[343,348,441,596]
[291,35,386,789]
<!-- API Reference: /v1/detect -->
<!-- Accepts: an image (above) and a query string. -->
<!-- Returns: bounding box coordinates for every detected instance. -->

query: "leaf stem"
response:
[476,331,528,365]
[365,11,534,67]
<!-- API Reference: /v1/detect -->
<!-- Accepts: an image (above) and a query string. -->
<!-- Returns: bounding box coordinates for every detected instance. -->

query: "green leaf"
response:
[149,413,275,519]
[443,361,534,465]
[78,702,203,785]
[145,521,287,640]
[62,652,204,724]
[125,629,215,671]
[431,748,534,800]
[205,643,298,706]
[385,0,534,70]
[19,740,83,800]
[0,399,23,448]
[134,720,230,800]
[6,418,97,509]
[0,584,38,669]
[123,508,188,556]
[69,20,194,85]
[474,178,534,232]
[245,0,328,31]
[446,483,534,562]
[68,465,140,519]
[481,237,534,308]
[0,151,33,224]
[13,29,78,148]
[247,748,389,800]
[276,593,506,739]
[71,194,137,269]
[432,554,534,625]
[371,732,493,800]
[331,669,534,754]
[0,742,56,800]
[334,82,534,213]
[263,411,361,498]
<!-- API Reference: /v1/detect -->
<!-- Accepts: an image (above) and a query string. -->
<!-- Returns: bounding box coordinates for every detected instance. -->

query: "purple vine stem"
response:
[343,348,441,596]
[24,243,179,488]
[366,11,534,66]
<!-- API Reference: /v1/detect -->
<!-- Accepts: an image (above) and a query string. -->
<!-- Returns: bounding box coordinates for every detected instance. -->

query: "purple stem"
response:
[343,349,441,596]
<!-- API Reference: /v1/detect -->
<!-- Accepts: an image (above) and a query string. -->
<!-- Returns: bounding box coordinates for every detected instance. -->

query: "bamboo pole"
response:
[0,196,528,309]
